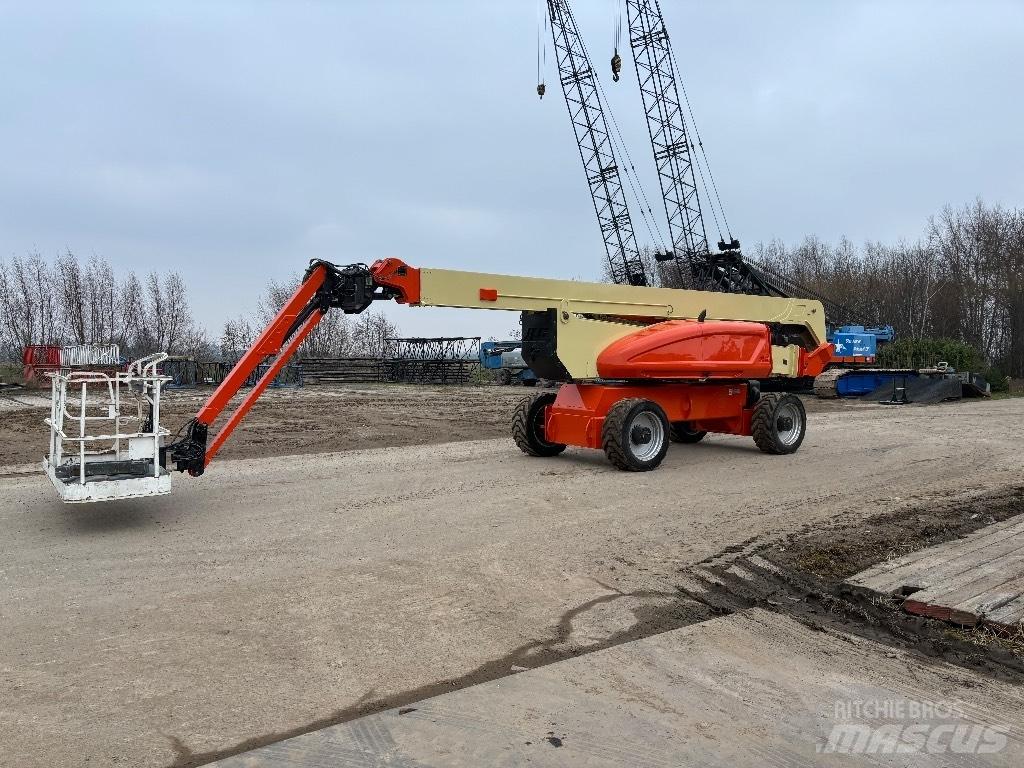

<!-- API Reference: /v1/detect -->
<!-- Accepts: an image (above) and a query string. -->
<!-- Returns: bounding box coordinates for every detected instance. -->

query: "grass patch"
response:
[943,625,1024,657]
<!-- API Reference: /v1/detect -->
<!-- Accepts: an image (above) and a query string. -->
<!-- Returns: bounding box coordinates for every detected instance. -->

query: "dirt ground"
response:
[0,382,850,468]
[0,383,534,467]
[1,386,1023,767]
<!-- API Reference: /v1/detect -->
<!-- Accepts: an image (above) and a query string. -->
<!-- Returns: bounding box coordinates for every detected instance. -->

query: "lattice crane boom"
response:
[546,0,647,286]
[625,0,708,285]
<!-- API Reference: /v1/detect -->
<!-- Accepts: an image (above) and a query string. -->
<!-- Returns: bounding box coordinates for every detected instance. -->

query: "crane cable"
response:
[596,71,668,251]
[671,44,737,243]
[689,138,724,245]
[611,0,623,82]
[664,24,734,243]
[579,26,668,252]
[536,0,547,98]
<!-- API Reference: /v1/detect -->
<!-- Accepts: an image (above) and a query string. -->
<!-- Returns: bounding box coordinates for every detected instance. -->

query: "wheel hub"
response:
[630,425,653,445]
[774,401,804,447]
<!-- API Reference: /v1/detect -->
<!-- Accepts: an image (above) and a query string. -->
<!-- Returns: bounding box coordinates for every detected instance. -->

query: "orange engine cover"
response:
[596,320,773,380]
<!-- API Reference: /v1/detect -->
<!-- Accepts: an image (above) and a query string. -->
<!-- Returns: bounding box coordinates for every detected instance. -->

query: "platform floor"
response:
[209,608,1024,767]
[844,516,1024,631]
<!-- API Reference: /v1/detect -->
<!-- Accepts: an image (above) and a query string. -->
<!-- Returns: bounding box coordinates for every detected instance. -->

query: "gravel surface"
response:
[1,390,1022,766]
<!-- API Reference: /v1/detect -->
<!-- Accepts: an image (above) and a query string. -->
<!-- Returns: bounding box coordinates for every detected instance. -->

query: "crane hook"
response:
[611,50,622,82]
[537,82,546,99]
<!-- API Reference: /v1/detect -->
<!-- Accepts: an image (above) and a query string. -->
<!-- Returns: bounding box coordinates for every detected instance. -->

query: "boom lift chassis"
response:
[168,258,831,477]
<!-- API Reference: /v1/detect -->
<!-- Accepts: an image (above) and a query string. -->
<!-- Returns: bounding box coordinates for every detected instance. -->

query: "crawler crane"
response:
[166,258,832,477]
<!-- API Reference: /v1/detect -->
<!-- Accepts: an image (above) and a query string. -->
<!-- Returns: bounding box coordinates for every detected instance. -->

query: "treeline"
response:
[5,199,1020,376]
[749,200,1023,378]
[0,251,207,360]
[219,276,400,361]
[0,250,403,365]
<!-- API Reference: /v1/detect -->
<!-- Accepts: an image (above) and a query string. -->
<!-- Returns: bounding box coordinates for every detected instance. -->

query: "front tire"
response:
[602,398,670,471]
[752,393,806,455]
[512,392,566,457]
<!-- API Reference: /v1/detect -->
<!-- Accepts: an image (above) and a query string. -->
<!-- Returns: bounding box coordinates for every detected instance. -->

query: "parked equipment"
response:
[44,259,831,503]
[814,362,989,401]
[23,343,122,385]
[149,258,831,490]
[813,325,899,397]
[480,341,538,386]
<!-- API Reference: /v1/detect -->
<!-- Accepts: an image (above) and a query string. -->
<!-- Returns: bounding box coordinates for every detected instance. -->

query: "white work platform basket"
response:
[43,353,173,503]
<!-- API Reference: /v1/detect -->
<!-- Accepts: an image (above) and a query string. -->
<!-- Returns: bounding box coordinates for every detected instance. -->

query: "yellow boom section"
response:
[412,267,826,381]
[417,268,826,342]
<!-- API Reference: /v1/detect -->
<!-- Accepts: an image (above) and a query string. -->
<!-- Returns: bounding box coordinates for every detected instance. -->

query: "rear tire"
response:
[512,392,566,457]
[752,393,806,455]
[497,368,513,386]
[669,421,707,444]
[602,398,670,471]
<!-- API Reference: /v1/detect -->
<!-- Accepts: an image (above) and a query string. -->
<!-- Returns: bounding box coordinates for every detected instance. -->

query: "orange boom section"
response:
[596,320,773,380]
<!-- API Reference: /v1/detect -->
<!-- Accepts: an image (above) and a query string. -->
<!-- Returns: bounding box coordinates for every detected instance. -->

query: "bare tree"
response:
[349,311,399,358]
[256,277,352,358]
[0,251,203,360]
[220,316,257,361]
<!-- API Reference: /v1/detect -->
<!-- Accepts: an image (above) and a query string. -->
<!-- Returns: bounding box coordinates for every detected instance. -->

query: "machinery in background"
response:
[827,325,895,365]
[22,343,122,385]
[480,340,538,386]
[815,325,989,400]
[815,324,988,400]
[815,363,990,402]
[542,0,651,287]
[815,324,900,397]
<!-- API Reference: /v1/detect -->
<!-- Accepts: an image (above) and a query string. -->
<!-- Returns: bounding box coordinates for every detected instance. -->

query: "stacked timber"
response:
[300,358,479,385]
[301,358,386,384]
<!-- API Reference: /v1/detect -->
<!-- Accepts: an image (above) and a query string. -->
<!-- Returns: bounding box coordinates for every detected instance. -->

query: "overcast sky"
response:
[2,1,1022,340]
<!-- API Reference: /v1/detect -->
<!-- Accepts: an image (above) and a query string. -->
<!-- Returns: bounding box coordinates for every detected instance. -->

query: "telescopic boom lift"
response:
[167,258,832,478]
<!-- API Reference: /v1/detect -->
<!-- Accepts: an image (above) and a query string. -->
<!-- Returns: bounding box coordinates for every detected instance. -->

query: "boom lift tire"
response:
[669,421,707,444]
[602,398,670,471]
[512,392,566,457]
[751,393,806,455]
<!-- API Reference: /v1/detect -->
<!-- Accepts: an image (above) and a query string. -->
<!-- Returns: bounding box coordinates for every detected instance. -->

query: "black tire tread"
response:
[669,421,707,444]
[602,398,643,470]
[751,392,805,455]
[601,398,669,471]
[512,393,565,457]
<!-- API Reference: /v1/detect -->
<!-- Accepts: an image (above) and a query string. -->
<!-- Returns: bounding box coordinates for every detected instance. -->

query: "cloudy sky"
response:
[2,1,1022,340]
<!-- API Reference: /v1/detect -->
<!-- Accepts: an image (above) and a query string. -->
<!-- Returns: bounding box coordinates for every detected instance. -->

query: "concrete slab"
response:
[210,609,1024,767]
